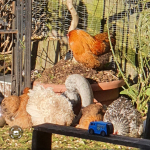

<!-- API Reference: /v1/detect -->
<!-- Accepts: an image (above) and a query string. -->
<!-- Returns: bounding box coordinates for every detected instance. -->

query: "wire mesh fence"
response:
[0,0,15,73]
[32,0,48,39]
[104,0,150,80]
[0,0,31,96]
[0,0,150,95]
[46,0,104,37]
[34,0,149,79]
[1,0,150,64]
[31,0,105,38]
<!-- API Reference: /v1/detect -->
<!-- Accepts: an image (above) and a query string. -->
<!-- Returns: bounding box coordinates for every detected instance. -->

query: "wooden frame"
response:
[32,123,150,150]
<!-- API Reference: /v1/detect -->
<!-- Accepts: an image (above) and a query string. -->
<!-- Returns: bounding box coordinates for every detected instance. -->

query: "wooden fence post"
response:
[32,130,52,150]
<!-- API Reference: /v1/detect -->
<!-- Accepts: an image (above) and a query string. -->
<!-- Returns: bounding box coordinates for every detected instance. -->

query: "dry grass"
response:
[0,125,139,150]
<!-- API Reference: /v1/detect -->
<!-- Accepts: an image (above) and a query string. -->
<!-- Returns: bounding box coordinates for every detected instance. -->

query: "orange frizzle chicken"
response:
[68,29,116,69]
[1,87,32,129]
[76,103,106,130]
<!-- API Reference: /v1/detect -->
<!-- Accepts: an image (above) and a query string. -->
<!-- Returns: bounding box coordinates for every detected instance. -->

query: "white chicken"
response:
[26,74,94,126]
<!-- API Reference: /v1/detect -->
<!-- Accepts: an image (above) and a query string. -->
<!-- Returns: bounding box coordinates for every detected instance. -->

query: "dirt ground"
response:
[36,52,120,84]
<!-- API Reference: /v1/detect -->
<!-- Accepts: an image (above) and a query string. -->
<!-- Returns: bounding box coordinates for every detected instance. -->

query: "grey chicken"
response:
[103,96,143,137]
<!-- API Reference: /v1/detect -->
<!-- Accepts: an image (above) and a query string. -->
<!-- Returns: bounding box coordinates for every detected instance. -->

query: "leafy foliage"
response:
[107,0,150,116]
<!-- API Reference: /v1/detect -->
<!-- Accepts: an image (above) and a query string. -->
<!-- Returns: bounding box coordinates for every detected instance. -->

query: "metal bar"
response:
[19,0,24,94]
[15,0,21,96]
[0,30,18,34]
[100,0,105,33]
[11,33,15,95]
[24,0,31,88]
[3,33,6,96]
[11,0,17,95]
[12,1,16,30]
[24,0,27,90]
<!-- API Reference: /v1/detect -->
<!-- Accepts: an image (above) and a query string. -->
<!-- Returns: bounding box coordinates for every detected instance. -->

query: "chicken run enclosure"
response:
[0,1,150,97]
[1,0,150,149]
[0,0,150,95]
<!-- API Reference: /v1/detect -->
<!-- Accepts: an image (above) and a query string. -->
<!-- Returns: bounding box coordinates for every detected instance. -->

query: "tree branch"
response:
[67,0,79,32]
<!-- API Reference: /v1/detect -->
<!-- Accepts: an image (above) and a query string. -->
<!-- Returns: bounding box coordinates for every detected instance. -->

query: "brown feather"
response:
[1,87,32,129]
[68,29,116,69]
[76,104,105,130]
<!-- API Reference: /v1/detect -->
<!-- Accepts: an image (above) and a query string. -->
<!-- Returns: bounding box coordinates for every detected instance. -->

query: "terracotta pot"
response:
[33,79,125,106]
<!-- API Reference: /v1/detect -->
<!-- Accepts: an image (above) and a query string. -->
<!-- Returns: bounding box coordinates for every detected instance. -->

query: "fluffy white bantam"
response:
[26,85,75,126]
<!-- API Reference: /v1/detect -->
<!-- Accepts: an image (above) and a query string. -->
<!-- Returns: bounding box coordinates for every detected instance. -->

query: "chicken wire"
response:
[31,0,106,58]
[46,0,104,37]
[1,0,149,94]
[1,0,147,57]
[0,0,16,80]
[32,0,48,39]
[0,0,32,96]
[0,0,15,54]
[105,0,150,78]
[42,0,150,74]
[31,0,105,39]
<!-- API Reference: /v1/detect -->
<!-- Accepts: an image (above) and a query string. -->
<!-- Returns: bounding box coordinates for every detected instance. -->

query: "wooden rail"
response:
[32,123,150,150]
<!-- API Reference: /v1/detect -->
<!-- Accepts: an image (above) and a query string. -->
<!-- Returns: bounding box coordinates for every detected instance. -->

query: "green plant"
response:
[36,73,42,78]
[107,0,150,116]
[49,74,54,80]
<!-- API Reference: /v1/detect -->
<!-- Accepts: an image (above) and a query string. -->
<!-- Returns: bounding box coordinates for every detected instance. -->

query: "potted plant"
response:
[33,78,125,106]
[33,56,125,106]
